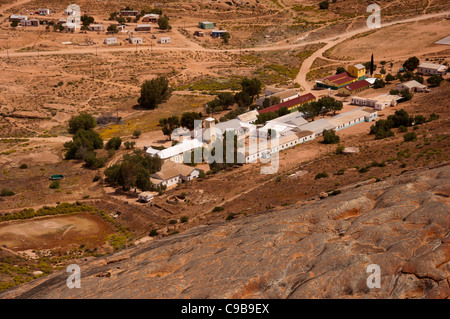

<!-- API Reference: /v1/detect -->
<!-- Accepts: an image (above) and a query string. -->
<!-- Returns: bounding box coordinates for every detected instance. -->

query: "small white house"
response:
[104,37,117,45]
[90,24,105,32]
[395,80,429,93]
[129,37,143,44]
[417,62,447,76]
[138,192,155,203]
[158,37,171,44]
[38,8,50,16]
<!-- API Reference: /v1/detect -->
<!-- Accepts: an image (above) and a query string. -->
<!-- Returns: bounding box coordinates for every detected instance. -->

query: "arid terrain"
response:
[0,0,449,298]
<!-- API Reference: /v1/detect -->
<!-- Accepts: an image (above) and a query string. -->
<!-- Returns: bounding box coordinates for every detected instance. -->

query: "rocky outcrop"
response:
[1,164,449,299]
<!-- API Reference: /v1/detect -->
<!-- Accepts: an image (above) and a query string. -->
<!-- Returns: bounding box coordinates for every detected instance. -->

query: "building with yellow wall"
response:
[348,64,366,80]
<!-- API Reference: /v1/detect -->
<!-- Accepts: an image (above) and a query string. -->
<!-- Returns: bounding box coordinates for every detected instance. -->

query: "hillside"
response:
[1,162,449,299]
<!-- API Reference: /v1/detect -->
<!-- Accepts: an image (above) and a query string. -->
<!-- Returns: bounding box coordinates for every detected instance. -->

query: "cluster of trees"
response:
[80,14,95,30]
[138,76,172,110]
[369,109,438,139]
[64,113,107,169]
[298,96,343,120]
[159,112,203,138]
[104,150,162,192]
[261,95,281,109]
[206,92,235,113]
[206,77,262,115]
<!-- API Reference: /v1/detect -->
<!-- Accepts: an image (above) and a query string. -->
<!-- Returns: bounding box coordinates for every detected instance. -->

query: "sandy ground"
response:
[0,213,113,250]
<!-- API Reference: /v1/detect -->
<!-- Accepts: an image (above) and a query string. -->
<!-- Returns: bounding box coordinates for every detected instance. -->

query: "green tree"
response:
[107,24,118,33]
[217,92,234,109]
[138,76,172,109]
[385,73,395,82]
[10,20,18,27]
[323,129,340,144]
[133,130,141,138]
[159,116,180,138]
[427,74,443,87]
[403,57,420,71]
[241,77,262,102]
[81,15,95,27]
[234,91,252,107]
[373,79,386,89]
[222,32,230,44]
[336,67,346,74]
[157,15,171,30]
[180,112,202,131]
[105,137,122,150]
[68,113,97,134]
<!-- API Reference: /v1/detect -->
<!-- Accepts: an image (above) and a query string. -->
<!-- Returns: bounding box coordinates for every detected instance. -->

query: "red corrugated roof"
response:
[341,80,370,92]
[324,72,356,86]
[259,93,316,114]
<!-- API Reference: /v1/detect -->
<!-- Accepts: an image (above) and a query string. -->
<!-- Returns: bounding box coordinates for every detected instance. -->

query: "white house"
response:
[395,80,429,93]
[237,109,259,124]
[104,37,117,45]
[37,8,50,15]
[150,161,203,188]
[129,37,143,44]
[9,15,27,22]
[351,95,401,110]
[417,62,447,76]
[138,192,156,202]
[158,37,171,44]
[90,24,105,32]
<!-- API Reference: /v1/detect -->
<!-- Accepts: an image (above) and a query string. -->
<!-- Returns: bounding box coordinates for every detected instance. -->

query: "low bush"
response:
[315,172,328,180]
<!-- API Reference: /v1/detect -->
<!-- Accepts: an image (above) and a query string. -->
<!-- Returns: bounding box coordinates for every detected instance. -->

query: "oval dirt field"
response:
[0,213,114,251]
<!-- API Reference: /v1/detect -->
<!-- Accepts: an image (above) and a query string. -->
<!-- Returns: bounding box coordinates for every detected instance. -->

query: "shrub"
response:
[414,115,426,125]
[198,171,206,178]
[180,216,189,223]
[358,167,369,173]
[323,129,340,144]
[404,132,417,142]
[105,137,122,150]
[0,188,15,197]
[149,229,158,237]
[335,145,345,154]
[92,175,101,182]
[329,190,341,196]
[319,0,329,9]
[428,113,440,122]
[19,164,28,169]
[315,172,328,180]
[169,219,177,224]
[226,213,236,221]
[49,181,60,189]
[212,206,225,212]
[133,130,141,138]
[398,125,407,132]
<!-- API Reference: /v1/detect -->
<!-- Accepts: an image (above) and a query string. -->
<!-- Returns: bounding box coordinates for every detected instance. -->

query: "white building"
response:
[138,192,156,202]
[129,37,143,44]
[148,138,204,163]
[395,80,429,93]
[351,95,401,110]
[150,161,202,188]
[158,37,171,44]
[104,37,117,45]
[9,15,28,22]
[90,24,105,32]
[327,107,377,131]
[237,109,259,124]
[37,8,50,15]
[417,62,447,76]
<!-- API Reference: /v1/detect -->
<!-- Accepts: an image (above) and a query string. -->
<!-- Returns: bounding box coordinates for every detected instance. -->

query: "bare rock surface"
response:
[1,165,449,299]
